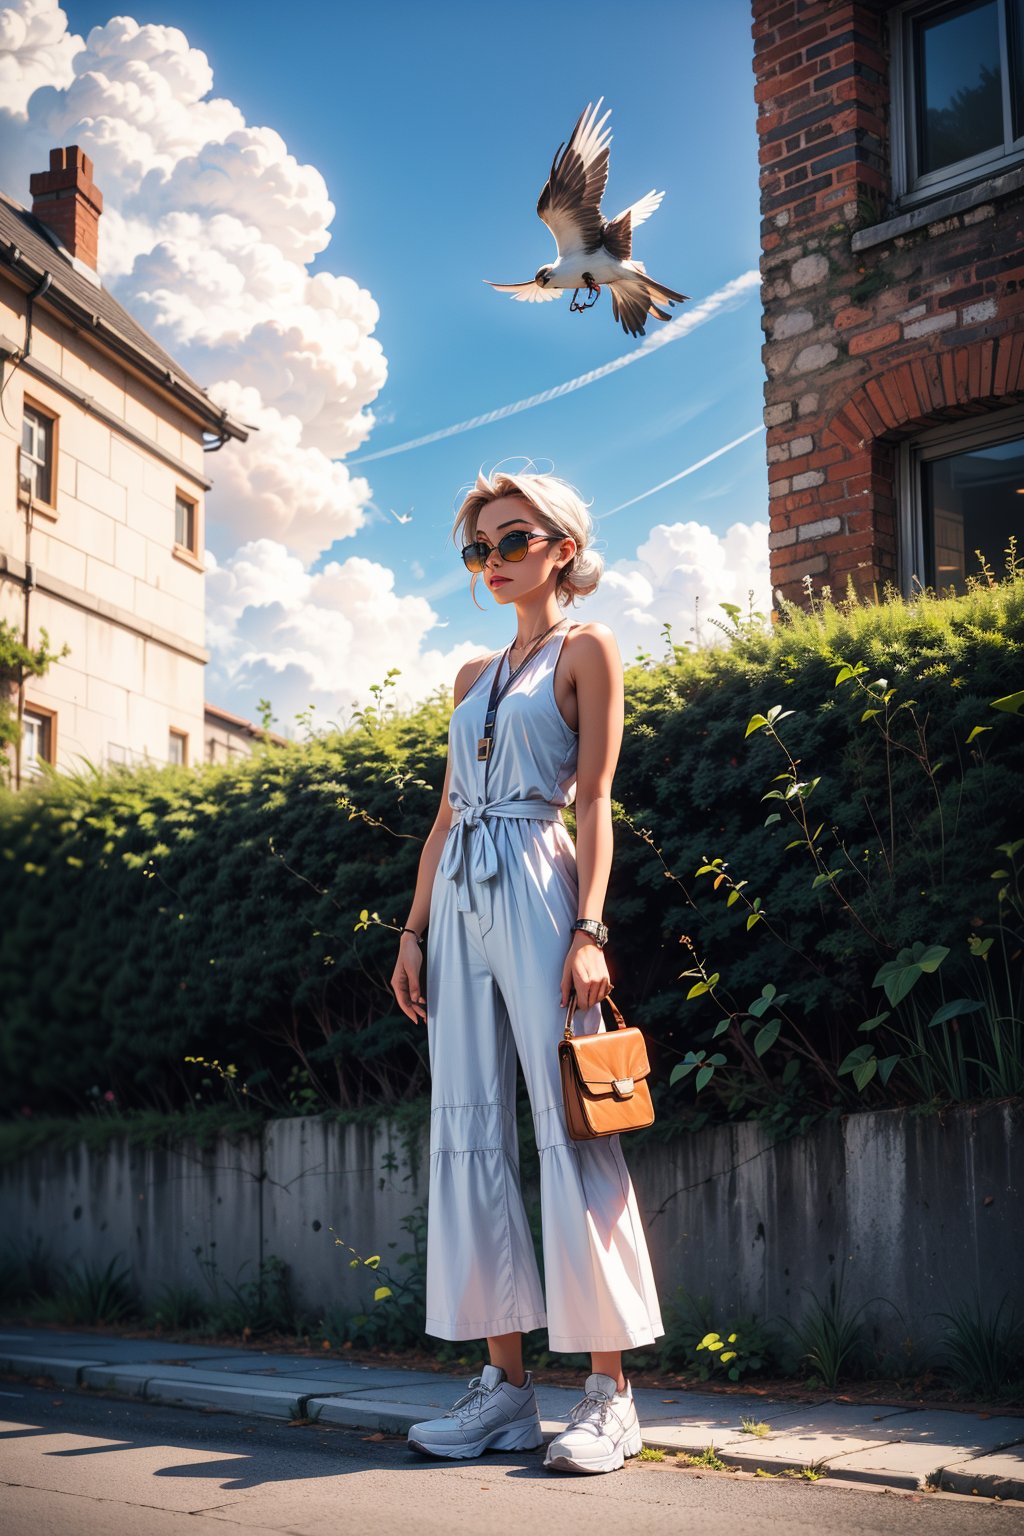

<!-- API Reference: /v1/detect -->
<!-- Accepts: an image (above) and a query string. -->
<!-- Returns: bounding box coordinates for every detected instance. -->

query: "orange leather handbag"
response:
[558,990,655,1141]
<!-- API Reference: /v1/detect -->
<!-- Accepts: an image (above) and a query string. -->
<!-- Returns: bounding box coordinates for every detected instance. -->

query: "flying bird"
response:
[487,99,688,337]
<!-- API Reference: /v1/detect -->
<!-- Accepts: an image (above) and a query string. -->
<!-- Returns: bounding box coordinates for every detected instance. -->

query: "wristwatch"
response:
[572,918,609,948]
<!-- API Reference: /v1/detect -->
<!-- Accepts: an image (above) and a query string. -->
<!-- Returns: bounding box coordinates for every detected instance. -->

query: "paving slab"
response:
[826,1412,1024,1491]
[630,1387,812,1429]
[939,1448,1024,1500]
[194,1353,444,1385]
[0,1332,227,1361]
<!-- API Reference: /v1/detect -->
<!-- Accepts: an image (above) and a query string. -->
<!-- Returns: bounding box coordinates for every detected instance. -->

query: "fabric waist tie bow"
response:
[440,798,564,935]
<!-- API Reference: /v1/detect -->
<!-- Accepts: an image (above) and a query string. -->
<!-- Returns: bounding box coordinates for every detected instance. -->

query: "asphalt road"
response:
[0,1382,1020,1536]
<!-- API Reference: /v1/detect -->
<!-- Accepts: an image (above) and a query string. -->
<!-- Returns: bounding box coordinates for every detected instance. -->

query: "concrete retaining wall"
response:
[3,1103,1020,1355]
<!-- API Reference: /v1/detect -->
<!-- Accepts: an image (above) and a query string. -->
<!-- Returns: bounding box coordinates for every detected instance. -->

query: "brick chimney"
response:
[30,146,103,270]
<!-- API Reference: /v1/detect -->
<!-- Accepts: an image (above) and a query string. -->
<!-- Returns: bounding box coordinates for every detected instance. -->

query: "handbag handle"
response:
[563,987,627,1040]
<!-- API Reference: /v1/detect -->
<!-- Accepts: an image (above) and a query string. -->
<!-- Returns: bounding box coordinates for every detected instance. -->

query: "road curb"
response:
[1,1346,1020,1501]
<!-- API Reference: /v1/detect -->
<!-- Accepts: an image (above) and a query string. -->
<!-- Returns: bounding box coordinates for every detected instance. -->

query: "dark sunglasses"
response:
[461,528,567,573]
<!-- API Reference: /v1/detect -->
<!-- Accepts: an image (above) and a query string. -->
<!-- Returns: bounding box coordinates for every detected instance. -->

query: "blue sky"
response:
[50,0,767,707]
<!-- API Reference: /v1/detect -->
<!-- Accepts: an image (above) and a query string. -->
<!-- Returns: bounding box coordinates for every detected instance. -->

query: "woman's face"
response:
[472,496,574,605]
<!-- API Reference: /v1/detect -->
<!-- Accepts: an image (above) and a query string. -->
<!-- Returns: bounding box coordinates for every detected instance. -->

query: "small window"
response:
[168,728,188,766]
[174,490,198,554]
[901,409,1024,589]
[22,707,55,773]
[20,401,57,505]
[895,0,1024,202]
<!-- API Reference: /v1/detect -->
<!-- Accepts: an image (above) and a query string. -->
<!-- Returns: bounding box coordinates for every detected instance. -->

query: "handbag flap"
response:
[562,1028,651,1099]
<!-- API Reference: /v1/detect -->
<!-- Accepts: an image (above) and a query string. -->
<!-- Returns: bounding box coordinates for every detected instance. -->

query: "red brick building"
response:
[753,0,1024,603]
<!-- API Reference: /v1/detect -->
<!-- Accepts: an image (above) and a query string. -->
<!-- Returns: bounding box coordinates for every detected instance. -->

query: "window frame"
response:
[168,727,189,767]
[21,702,57,774]
[898,403,1024,589]
[891,0,1024,206]
[173,487,200,561]
[19,397,59,512]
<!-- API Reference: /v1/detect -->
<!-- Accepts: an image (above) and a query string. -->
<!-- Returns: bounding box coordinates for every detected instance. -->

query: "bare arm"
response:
[390,652,494,1024]
[558,624,624,1008]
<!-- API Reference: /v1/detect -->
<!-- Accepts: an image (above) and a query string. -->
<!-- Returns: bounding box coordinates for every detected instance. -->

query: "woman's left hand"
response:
[560,932,612,1010]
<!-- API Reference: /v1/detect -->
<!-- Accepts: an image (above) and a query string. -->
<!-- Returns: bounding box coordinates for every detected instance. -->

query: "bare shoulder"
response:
[453,650,497,708]
[563,621,621,670]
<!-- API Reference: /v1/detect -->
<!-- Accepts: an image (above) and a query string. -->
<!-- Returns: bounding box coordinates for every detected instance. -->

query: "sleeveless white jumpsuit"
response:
[424,624,664,1352]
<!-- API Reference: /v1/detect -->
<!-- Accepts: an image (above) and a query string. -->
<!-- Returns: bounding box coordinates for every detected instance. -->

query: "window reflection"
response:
[923,435,1024,588]
[916,0,1003,174]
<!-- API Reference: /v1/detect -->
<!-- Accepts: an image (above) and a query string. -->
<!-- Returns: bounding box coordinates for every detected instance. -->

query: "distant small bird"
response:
[487,99,688,337]
[389,507,413,524]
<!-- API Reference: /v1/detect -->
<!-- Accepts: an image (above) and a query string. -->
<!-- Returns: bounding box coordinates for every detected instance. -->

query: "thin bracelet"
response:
[401,926,422,944]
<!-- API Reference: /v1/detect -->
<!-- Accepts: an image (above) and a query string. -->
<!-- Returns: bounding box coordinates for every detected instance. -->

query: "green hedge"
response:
[2,577,1022,1130]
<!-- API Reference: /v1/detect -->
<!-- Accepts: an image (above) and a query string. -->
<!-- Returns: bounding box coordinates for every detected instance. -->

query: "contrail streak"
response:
[348,270,760,465]
[598,425,766,519]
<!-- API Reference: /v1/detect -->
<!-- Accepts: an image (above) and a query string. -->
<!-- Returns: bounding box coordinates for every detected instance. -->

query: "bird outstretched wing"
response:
[608,270,689,337]
[485,280,562,303]
[537,99,612,258]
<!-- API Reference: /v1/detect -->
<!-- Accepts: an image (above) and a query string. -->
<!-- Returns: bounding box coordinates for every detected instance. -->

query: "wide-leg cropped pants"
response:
[424,807,664,1352]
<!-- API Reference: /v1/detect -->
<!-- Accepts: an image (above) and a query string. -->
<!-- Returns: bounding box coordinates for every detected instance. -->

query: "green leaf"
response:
[838,1044,873,1077]
[686,981,710,1000]
[916,944,950,973]
[782,1058,801,1085]
[877,1055,900,1086]
[852,1058,878,1091]
[857,1011,892,1033]
[746,912,763,930]
[373,1286,393,1302]
[763,813,782,826]
[928,998,987,1027]
[712,1018,731,1038]
[861,707,880,721]
[966,726,992,745]
[745,714,769,737]
[748,984,777,1019]
[695,1064,716,1091]
[834,665,855,686]
[670,1061,695,1086]
[990,689,1024,714]
[754,1019,781,1057]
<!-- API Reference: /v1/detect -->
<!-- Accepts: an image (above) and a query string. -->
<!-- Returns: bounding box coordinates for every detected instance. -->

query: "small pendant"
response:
[477,737,492,761]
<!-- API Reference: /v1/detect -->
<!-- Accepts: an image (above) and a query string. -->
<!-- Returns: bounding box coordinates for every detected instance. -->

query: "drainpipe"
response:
[11,270,54,791]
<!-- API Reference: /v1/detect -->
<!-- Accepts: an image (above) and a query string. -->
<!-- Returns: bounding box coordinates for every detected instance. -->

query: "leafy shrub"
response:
[2,573,1023,1128]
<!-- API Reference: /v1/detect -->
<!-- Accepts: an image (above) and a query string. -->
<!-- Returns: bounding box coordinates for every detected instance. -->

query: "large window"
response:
[174,490,198,555]
[901,409,1024,589]
[20,401,57,506]
[168,728,188,766]
[21,707,55,773]
[894,0,1024,203]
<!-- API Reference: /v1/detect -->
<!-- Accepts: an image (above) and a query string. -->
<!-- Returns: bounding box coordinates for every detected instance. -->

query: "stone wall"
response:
[4,1102,1021,1358]
[752,0,1024,602]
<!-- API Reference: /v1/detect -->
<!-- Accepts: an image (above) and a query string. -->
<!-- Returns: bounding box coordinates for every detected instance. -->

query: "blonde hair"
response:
[452,467,604,609]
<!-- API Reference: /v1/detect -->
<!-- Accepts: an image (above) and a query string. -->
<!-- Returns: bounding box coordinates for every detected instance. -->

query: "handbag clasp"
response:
[612,1077,634,1099]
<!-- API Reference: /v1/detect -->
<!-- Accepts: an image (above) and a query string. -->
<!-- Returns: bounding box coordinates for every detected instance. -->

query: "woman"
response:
[391,467,663,1475]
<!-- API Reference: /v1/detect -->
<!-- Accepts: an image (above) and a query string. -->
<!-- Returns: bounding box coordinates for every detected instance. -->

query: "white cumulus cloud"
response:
[205,541,482,728]
[0,1,386,565]
[587,518,773,659]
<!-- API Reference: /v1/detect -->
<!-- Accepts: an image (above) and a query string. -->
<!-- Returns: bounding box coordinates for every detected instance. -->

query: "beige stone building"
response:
[0,146,249,787]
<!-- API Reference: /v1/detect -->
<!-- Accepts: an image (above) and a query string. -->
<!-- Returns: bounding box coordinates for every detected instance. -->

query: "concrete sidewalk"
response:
[1,1327,1022,1500]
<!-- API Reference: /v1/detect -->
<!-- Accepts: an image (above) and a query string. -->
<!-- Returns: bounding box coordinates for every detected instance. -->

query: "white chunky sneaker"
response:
[407,1363,544,1459]
[543,1373,643,1474]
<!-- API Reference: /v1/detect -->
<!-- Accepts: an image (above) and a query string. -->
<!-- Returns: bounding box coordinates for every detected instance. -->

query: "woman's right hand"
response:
[392,933,426,1024]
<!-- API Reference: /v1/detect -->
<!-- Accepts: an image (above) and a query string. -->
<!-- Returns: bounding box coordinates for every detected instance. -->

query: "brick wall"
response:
[753,0,1024,603]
